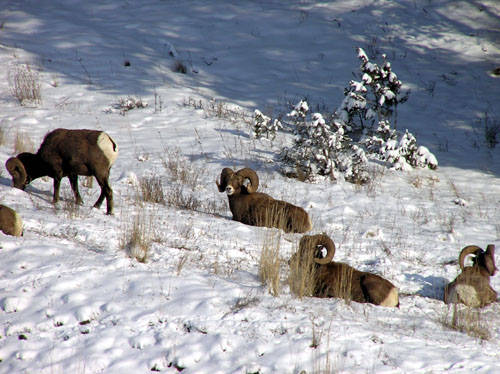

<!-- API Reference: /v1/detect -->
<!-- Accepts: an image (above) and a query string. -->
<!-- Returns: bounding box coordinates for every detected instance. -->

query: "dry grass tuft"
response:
[441,304,491,340]
[120,209,157,263]
[0,126,5,147]
[258,231,283,297]
[288,243,318,299]
[9,64,42,105]
[14,131,35,154]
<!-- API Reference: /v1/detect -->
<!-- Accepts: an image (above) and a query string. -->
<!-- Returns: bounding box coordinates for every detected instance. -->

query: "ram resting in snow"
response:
[6,128,118,214]
[0,204,23,236]
[216,167,312,233]
[444,245,497,308]
[290,234,399,307]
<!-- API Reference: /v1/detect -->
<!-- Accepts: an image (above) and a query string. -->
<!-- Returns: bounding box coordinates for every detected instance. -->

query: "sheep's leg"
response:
[94,176,113,215]
[69,175,83,205]
[53,178,62,203]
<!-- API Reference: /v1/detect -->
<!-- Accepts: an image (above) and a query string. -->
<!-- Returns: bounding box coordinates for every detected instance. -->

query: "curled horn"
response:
[300,234,335,265]
[458,245,483,271]
[216,168,234,192]
[236,168,259,193]
[5,157,27,189]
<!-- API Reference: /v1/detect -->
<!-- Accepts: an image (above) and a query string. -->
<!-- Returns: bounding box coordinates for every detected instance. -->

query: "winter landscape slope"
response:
[1,1,500,373]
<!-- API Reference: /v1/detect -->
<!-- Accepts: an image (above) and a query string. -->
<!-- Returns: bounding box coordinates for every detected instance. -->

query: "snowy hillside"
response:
[1,1,500,373]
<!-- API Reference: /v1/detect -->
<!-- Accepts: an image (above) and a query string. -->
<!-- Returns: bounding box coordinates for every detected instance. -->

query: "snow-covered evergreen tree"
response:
[378,128,438,170]
[254,48,437,182]
[281,101,369,183]
[252,109,282,140]
[335,47,408,134]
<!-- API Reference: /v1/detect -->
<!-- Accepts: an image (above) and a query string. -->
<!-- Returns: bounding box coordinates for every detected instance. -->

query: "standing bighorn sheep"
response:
[0,204,23,236]
[290,234,399,307]
[444,245,497,308]
[216,167,312,233]
[6,128,118,214]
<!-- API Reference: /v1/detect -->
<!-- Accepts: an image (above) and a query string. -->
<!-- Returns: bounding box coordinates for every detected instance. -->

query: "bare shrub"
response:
[182,96,252,124]
[138,175,166,205]
[9,64,41,105]
[165,184,202,211]
[258,231,282,297]
[161,147,202,188]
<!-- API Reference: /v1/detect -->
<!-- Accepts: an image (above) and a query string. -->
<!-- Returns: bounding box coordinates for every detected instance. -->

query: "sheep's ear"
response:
[485,245,497,276]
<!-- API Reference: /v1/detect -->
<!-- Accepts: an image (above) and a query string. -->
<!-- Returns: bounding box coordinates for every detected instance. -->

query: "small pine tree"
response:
[253,110,282,140]
[378,129,438,170]
[335,48,408,135]
[281,101,369,183]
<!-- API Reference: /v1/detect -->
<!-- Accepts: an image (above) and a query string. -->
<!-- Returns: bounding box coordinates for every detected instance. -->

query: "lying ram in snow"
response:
[0,204,23,236]
[444,245,497,308]
[216,167,312,233]
[290,234,399,307]
[6,128,118,215]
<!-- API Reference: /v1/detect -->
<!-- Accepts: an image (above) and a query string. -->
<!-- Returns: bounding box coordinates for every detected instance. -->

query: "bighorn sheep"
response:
[6,128,118,214]
[290,234,399,307]
[444,245,497,308]
[0,204,23,236]
[216,167,312,233]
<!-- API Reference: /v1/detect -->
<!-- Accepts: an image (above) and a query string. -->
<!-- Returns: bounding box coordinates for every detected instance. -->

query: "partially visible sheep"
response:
[444,245,497,308]
[6,128,118,214]
[0,204,23,236]
[290,234,399,307]
[216,167,312,233]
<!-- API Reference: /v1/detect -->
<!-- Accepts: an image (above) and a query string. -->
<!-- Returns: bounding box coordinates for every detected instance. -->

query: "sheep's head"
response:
[5,156,29,190]
[293,234,336,265]
[216,167,259,195]
[459,244,497,276]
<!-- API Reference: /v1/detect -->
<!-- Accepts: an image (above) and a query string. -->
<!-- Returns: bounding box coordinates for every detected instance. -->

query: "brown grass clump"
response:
[259,231,282,297]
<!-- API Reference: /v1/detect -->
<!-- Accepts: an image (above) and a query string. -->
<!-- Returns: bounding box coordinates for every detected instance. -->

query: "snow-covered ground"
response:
[1,1,500,373]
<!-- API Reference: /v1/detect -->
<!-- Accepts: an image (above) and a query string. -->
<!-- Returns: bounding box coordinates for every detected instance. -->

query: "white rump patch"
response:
[97,132,119,166]
[380,287,399,307]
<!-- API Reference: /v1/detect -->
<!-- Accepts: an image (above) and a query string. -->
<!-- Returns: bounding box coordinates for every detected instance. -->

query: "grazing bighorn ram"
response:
[444,245,497,308]
[0,204,23,236]
[216,167,312,233]
[6,128,118,214]
[290,234,399,307]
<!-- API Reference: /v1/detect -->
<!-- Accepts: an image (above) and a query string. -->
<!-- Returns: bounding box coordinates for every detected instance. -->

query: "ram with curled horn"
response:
[6,128,118,214]
[290,234,399,307]
[216,167,312,233]
[444,245,497,308]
